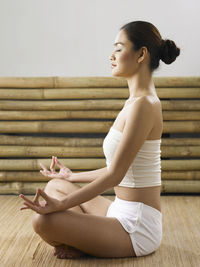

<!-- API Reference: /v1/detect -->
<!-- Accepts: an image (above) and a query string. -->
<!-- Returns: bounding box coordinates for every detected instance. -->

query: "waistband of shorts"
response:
[115,196,162,218]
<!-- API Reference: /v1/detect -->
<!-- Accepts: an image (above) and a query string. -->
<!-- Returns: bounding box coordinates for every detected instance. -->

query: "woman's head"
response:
[110,20,180,77]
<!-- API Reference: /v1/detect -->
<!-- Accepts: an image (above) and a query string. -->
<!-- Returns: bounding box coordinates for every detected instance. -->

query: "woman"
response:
[19,21,180,259]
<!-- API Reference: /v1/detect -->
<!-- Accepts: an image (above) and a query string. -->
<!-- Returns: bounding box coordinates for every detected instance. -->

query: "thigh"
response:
[35,210,136,258]
[45,178,113,216]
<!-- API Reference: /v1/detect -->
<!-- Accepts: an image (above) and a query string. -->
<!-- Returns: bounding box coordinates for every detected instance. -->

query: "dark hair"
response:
[120,21,180,72]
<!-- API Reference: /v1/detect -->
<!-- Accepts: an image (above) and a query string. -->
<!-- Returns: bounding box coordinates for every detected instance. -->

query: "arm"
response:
[40,157,108,183]
[69,167,108,183]
[61,96,155,210]
[61,167,116,210]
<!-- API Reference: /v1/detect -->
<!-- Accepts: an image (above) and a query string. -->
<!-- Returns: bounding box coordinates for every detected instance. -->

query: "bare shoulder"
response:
[129,95,155,113]
[107,95,156,182]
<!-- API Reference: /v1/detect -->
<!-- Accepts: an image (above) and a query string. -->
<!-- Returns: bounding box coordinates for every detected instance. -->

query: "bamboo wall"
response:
[0,76,200,194]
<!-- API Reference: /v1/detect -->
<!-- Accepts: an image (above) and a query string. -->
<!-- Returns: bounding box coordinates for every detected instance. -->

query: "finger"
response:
[22,200,41,213]
[50,156,56,173]
[40,170,56,179]
[55,157,64,168]
[19,194,35,205]
[20,205,30,210]
[40,169,51,176]
[38,188,50,202]
[39,162,48,172]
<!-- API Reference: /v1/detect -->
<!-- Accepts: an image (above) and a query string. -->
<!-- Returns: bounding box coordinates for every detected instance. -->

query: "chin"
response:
[111,70,125,78]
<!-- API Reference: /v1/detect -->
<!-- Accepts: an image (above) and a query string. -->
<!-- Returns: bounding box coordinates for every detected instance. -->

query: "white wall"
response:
[0,0,199,77]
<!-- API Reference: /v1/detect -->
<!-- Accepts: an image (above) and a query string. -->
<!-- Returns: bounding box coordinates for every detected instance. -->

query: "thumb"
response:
[38,188,50,201]
[33,188,40,205]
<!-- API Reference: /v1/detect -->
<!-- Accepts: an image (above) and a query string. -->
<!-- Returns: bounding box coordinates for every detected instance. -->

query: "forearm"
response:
[61,169,118,210]
[69,167,108,183]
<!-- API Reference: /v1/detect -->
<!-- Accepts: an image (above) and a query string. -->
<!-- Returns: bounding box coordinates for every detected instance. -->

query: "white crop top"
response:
[103,126,162,188]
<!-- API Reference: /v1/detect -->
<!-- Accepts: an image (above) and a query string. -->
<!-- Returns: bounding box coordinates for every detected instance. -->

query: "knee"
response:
[32,213,49,234]
[46,178,63,188]
[46,178,71,191]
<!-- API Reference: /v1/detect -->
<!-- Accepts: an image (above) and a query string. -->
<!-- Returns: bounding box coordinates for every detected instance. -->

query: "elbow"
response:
[106,169,123,187]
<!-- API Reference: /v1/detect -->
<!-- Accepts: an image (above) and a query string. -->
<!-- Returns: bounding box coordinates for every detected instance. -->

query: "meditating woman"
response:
[19,21,180,259]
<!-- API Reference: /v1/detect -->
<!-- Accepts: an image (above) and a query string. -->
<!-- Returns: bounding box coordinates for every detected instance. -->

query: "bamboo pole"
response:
[0,121,200,133]
[162,111,200,120]
[0,110,119,120]
[0,77,55,88]
[163,121,200,133]
[161,171,200,180]
[0,136,200,146]
[55,77,127,88]
[161,180,200,193]
[0,76,199,88]
[156,88,200,98]
[46,87,200,99]
[0,135,103,146]
[0,159,199,171]
[0,121,113,133]
[0,89,43,99]
[0,145,200,157]
[160,145,200,157]
[0,110,200,121]
[0,146,103,157]
[153,77,200,87]
[0,171,49,182]
[0,87,200,99]
[0,170,200,182]
[161,100,200,111]
[1,100,200,111]
[0,179,200,194]
[56,77,200,88]
[160,138,200,145]
[0,158,106,171]
[0,99,125,111]
[161,159,200,170]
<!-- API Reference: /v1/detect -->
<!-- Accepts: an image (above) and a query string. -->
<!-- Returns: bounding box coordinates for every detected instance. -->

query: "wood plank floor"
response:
[0,195,200,267]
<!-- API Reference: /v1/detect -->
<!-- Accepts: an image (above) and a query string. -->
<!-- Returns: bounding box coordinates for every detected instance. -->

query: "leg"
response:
[32,209,136,258]
[32,178,113,258]
[43,178,113,216]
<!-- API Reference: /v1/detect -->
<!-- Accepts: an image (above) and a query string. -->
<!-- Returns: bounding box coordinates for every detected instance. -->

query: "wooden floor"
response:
[0,195,200,267]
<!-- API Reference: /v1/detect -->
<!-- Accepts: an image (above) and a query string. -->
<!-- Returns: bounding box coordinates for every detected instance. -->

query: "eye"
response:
[116,49,121,52]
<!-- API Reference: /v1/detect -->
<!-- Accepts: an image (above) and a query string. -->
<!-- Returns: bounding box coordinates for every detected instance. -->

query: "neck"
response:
[126,66,156,99]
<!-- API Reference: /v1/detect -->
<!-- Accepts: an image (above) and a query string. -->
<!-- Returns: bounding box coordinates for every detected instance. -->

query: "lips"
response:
[111,64,117,67]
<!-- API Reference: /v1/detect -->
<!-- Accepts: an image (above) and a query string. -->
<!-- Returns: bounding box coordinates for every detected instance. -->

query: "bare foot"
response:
[54,244,87,259]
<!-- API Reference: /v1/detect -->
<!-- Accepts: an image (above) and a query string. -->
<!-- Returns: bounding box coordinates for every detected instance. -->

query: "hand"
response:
[19,188,64,214]
[39,156,73,181]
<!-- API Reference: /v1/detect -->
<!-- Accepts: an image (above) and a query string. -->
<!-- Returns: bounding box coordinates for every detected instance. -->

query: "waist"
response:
[114,185,161,212]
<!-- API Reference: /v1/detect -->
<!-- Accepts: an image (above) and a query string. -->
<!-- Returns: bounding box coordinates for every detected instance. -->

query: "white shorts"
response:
[106,196,162,257]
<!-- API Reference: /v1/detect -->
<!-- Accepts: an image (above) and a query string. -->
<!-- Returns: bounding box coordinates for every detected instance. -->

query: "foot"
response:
[54,244,86,259]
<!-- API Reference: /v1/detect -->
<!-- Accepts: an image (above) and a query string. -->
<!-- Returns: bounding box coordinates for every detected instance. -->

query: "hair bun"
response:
[160,39,180,64]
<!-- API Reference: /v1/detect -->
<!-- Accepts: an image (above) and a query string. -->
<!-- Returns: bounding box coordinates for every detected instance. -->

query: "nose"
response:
[109,52,115,61]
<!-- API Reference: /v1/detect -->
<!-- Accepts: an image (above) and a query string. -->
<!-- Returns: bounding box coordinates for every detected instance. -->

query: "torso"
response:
[113,94,163,212]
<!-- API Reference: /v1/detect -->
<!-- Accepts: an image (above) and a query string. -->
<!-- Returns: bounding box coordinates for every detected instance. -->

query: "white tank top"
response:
[103,126,162,188]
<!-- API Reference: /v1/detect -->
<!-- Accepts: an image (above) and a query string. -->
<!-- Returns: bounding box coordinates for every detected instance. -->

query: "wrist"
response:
[60,197,69,210]
[67,172,75,182]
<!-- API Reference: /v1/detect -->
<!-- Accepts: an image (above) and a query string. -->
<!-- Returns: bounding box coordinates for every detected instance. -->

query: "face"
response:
[110,30,145,78]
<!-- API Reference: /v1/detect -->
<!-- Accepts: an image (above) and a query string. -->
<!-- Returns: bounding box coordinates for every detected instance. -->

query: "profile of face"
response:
[110,29,147,78]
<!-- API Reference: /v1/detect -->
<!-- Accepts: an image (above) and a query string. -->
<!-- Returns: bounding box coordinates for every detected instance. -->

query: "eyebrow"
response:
[114,42,124,46]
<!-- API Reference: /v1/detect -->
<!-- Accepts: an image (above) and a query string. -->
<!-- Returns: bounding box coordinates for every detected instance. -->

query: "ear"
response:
[137,46,148,63]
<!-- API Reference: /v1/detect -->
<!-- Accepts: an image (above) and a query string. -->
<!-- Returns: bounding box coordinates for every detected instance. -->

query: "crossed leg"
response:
[32,179,136,258]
